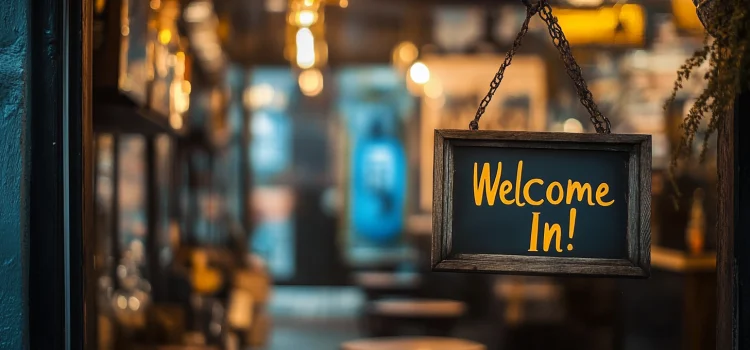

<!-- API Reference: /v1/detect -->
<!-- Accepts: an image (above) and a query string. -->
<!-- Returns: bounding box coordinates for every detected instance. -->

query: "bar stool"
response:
[364,299,466,337]
[341,336,485,350]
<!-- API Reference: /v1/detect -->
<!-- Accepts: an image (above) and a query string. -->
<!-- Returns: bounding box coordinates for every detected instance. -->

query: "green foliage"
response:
[665,0,749,197]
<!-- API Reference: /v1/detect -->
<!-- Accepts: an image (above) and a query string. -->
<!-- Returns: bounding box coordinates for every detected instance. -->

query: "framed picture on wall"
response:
[419,54,547,212]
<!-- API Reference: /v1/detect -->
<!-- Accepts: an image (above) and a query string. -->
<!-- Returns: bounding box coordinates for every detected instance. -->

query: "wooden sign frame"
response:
[431,129,651,277]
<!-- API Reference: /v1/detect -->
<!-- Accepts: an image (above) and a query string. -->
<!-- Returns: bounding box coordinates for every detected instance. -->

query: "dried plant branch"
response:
[664,0,749,202]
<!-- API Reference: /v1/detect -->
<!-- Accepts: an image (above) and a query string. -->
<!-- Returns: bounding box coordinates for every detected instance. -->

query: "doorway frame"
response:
[28,0,95,348]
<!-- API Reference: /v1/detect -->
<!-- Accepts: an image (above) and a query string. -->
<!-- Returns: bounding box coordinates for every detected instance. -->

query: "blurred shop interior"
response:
[91,0,716,348]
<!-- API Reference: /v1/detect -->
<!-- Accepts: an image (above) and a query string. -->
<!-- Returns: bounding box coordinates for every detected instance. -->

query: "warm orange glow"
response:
[298,68,324,96]
[170,113,183,129]
[553,5,645,46]
[672,0,705,32]
[158,29,172,45]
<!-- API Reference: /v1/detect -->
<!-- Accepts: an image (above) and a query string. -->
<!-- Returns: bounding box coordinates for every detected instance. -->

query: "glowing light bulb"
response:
[296,10,317,26]
[296,28,316,69]
[409,62,430,85]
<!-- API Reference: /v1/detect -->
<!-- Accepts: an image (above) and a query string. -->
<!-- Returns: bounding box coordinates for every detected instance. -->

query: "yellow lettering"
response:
[473,162,502,206]
[499,181,515,205]
[528,212,540,252]
[523,179,544,206]
[544,223,563,253]
[596,183,614,206]
[567,208,576,251]
[566,180,594,205]
[515,161,526,207]
[546,181,564,205]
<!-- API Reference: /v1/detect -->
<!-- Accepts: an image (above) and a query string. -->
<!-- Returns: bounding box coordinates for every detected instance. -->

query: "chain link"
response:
[470,0,611,134]
[469,2,539,131]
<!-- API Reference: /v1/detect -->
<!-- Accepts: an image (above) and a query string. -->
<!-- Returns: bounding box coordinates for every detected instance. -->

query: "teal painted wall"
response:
[0,0,28,348]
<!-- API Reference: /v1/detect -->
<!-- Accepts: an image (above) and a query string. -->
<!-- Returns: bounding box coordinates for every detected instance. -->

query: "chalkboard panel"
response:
[431,130,651,277]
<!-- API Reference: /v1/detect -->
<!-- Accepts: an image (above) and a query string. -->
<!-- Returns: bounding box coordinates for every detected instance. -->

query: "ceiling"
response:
[208,0,672,66]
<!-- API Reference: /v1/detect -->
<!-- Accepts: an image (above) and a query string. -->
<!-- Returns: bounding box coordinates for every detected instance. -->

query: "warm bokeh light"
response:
[158,29,172,45]
[128,296,141,311]
[563,118,584,133]
[408,62,430,85]
[296,28,316,68]
[244,84,276,109]
[182,80,192,95]
[298,68,324,96]
[424,78,443,99]
[553,5,645,46]
[566,0,603,7]
[169,113,183,129]
[394,41,419,65]
[292,9,318,27]
[184,0,212,23]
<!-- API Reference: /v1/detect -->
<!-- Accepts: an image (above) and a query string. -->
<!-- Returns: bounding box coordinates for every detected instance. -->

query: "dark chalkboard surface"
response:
[431,130,651,277]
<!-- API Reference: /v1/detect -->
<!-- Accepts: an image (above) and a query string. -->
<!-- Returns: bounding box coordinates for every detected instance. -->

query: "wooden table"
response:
[341,336,485,350]
[363,299,466,337]
[355,272,421,300]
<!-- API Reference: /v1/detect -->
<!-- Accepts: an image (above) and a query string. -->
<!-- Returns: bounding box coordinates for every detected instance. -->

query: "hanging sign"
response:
[431,0,651,278]
[431,130,651,277]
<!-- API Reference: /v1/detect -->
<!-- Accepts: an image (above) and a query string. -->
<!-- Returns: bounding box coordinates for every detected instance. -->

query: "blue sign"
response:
[351,135,407,243]
[348,104,407,244]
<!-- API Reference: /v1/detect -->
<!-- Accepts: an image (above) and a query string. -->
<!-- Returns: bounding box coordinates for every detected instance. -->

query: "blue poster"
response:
[337,67,412,248]
[350,116,407,243]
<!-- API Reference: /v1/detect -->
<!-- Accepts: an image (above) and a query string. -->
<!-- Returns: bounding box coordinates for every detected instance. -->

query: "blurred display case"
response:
[118,0,152,106]
[152,0,192,131]
[93,0,190,136]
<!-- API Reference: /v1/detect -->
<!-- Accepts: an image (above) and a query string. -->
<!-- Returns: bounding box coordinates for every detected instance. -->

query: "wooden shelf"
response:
[651,246,716,273]
[93,88,186,137]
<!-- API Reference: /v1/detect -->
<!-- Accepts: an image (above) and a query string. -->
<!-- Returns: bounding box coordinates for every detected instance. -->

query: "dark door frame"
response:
[28,0,94,348]
[717,89,749,349]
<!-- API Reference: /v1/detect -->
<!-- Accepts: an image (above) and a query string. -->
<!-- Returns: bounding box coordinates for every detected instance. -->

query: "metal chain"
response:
[537,1,611,134]
[469,0,612,134]
[469,1,540,131]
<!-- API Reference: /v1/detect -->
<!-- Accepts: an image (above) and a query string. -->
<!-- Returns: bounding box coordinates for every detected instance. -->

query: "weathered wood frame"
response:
[431,129,652,277]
